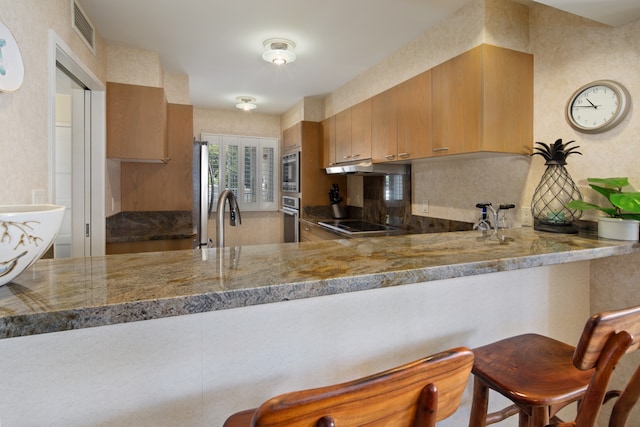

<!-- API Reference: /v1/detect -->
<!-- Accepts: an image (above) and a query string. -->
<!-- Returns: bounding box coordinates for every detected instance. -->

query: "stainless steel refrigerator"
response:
[192,139,214,248]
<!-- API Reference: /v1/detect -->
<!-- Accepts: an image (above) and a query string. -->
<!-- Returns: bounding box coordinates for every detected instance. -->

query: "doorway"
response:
[54,66,90,257]
[49,31,106,257]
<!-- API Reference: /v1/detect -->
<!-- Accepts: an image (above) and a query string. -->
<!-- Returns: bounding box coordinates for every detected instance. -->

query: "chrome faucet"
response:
[216,189,242,247]
[474,202,515,240]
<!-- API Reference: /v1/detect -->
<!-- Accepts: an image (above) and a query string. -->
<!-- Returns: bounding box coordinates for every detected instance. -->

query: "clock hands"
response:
[573,97,601,109]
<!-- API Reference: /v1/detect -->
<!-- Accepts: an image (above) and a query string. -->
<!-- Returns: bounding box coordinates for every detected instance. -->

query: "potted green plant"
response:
[566,177,640,240]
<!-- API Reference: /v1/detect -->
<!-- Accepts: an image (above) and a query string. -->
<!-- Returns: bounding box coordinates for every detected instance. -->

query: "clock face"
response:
[566,80,630,133]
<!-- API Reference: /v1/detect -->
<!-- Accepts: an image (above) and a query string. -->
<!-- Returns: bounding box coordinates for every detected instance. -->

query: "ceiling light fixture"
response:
[262,38,296,65]
[235,96,257,111]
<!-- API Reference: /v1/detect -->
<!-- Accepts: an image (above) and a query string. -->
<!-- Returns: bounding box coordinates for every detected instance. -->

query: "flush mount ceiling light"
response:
[235,96,257,111]
[262,38,296,65]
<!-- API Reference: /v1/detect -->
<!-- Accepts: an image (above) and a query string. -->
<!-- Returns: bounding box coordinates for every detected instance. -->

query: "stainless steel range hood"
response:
[326,159,409,175]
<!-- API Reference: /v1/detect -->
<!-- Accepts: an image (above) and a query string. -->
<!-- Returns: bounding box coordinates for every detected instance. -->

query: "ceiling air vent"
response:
[72,0,95,54]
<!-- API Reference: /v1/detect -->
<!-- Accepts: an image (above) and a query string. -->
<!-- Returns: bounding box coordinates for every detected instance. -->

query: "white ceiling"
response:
[78,0,640,115]
[534,0,640,27]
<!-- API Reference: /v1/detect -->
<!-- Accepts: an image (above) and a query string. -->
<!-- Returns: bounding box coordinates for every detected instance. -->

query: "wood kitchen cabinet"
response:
[431,44,533,157]
[335,108,352,163]
[334,99,372,164]
[371,86,398,163]
[107,82,169,162]
[283,124,301,151]
[322,116,336,167]
[350,99,372,161]
[121,103,194,211]
[372,71,431,162]
[397,70,432,159]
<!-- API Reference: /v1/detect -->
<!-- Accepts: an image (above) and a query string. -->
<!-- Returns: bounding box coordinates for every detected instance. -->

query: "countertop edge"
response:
[1,231,637,339]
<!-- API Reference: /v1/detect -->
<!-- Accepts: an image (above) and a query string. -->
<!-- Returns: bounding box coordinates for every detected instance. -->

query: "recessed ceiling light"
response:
[235,96,257,111]
[262,38,296,65]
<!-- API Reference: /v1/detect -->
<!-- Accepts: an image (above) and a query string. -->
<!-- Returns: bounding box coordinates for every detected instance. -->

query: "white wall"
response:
[0,262,589,427]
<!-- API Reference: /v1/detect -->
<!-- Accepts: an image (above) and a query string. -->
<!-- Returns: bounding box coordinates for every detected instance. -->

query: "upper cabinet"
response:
[350,99,372,162]
[335,107,352,163]
[371,87,398,163]
[431,44,533,156]
[334,99,372,164]
[397,70,432,160]
[120,103,194,211]
[283,124,301,152]
[322,44,533,164]
[106,82,169,162]
[372,70,432,162]
[322,116,337,167]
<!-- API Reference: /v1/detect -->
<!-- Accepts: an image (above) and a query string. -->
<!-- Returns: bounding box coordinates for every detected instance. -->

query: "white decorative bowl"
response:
[0,204,65,286]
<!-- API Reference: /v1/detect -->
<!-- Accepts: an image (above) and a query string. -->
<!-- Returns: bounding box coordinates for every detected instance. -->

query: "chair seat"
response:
[472,333,593,407]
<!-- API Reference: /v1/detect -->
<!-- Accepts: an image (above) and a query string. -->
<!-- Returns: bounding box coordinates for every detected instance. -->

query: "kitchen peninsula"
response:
[0,228,637,426]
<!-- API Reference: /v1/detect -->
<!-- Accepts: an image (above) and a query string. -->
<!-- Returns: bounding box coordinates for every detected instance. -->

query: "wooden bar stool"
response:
[468,304,640,427]
[224,347,473,427]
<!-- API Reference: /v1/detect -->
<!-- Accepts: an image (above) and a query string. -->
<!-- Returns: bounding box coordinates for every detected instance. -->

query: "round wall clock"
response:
[0,20,24,92]
[566,80,630,134]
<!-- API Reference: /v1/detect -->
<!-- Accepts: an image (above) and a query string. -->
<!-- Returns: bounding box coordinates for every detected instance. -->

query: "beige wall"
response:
[0,0,106,205]
[528,5,640,222]
[106,44,163,87]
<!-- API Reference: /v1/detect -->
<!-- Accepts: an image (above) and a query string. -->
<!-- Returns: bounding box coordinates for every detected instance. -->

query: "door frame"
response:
[48,30,106,256]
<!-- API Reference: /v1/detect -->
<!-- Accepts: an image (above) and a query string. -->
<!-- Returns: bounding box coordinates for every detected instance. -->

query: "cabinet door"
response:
[480,45,533,155]
[397,70,431,159]
[106,82,168,162]
[335,108,352,163]
[351,99,372,161]
[371,87,398,163]
[121,104,193,211]
[322,116,336,167]
[431,47,482,156]
[283,123,301,151]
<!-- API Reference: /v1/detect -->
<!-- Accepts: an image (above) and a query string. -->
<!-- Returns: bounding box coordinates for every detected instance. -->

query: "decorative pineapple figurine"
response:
[530,139,583,233]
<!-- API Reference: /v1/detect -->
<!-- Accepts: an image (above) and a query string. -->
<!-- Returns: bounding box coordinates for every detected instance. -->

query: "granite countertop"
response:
[0,228,638,339]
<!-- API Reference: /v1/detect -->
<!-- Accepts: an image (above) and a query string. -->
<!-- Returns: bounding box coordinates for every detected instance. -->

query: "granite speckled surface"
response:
[106,211,194,243]
[0,228,637,339]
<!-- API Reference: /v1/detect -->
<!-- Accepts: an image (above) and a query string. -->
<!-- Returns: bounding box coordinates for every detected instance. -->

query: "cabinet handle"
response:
[398,152,410,158]
[343,155,352,160]
[304,226,310,231]
[432,147,449,153]
[385,154,396,160]
[352,154,360,158]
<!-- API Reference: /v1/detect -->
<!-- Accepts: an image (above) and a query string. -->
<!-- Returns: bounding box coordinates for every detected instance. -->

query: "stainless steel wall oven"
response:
[282,151,300,193]
[282,196,299,243]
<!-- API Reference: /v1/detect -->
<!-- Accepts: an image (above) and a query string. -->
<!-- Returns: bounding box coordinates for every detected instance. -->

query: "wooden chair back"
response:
[249,347,473,427]
[553,305,640,427]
